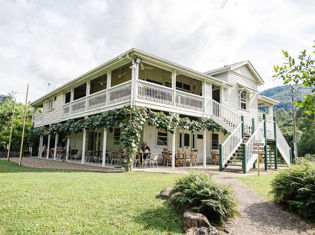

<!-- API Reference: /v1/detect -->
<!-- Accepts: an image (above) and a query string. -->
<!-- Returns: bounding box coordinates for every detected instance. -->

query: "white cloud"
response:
[0,0,314,102]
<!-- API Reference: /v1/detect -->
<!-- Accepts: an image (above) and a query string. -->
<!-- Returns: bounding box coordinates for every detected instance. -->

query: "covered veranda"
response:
[37,119,225,170]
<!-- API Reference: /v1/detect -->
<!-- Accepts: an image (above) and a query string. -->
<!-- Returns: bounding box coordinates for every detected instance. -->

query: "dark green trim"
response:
[219,144,223,171]
[273,117,278,169]
[263,114,268,171]
[251,118,255,135]
[290,147,293,164]
[241,116,244,140]
[242,143,247,174]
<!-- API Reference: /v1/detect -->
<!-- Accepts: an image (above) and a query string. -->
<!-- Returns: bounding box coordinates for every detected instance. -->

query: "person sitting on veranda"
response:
[41,144,46,157]
[141,142,151,160]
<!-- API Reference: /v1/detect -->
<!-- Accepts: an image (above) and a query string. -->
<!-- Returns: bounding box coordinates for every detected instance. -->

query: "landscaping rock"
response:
[159,188,174,200]
[185,227,218,235]
[183,211,211,231]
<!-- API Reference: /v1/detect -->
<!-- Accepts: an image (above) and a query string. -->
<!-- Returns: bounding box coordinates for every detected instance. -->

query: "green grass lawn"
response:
[0,160,183,234]
[237,173,277,200]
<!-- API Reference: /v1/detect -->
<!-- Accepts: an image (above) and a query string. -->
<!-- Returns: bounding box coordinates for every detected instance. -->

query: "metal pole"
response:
[7,98,16,161]
[18,84,29,166]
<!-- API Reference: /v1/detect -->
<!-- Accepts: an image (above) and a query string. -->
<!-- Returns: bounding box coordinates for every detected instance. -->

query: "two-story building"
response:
[31,48,291,172]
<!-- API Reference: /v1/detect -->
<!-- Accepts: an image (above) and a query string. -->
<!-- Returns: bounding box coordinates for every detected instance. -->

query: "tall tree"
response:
[273,42,315,158]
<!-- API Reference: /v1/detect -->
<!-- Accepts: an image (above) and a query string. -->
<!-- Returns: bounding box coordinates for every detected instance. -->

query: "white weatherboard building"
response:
[31,48,291,172]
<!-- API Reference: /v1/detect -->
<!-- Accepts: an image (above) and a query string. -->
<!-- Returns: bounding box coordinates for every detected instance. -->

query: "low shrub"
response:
[270,160,315,221]
[171,173,238,224]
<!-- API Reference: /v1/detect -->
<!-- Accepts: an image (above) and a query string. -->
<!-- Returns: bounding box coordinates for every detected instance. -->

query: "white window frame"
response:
[47,99,54,111]
[113,128,121,145]
[156,129,168,147]
[240,90,248,110]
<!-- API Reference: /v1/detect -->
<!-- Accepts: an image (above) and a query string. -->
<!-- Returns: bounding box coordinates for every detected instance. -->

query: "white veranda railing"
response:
[71,98,86,114]
[175,90,203,112]
[245,121,265,172]
[137,80,173,105]
[108,81,132,104]
[221,122,243,168]
[276,124,291,167]
[87,89,107,110]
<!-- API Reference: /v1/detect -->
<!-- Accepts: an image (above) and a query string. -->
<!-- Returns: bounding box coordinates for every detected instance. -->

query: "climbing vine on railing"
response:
[30,105,227,171]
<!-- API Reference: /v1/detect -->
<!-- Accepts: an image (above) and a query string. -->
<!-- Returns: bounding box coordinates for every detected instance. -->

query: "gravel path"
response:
[9,157,123,173]
[213,174,313,235]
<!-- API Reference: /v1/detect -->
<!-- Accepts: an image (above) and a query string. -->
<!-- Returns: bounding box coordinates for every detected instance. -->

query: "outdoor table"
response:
[137,151,151,167]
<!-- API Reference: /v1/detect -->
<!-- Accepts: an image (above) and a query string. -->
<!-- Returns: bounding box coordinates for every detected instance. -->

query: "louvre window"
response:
[157,130,168,146]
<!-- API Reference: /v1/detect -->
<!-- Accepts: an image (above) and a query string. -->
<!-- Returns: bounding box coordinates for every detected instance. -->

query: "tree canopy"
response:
[273,43,315,115]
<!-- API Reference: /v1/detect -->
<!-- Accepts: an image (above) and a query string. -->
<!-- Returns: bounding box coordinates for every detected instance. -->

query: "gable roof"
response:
[204,60,264,86]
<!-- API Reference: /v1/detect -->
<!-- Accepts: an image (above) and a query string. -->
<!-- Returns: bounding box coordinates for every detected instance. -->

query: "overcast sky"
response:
[0,0,314,102]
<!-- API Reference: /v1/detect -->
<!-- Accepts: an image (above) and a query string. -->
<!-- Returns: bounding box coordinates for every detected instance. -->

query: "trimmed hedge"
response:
[171,173,239,224]
[270,160,315,221]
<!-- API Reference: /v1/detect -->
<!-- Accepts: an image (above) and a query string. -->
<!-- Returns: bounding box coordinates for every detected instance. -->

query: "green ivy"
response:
[30,105,227,171]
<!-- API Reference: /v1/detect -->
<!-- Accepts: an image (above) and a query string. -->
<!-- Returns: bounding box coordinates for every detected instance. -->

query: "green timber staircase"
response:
[210,101,292,173]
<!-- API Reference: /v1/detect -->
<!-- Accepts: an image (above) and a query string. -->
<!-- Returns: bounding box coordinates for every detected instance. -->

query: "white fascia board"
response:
[257,94,280,105]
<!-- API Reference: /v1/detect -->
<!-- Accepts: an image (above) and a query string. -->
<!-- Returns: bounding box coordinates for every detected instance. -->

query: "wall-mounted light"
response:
[135,57,142,64]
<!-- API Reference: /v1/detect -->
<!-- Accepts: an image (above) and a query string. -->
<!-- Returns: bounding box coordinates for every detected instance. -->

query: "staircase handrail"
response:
[221,122,243,168]
[245,121,265,172]
[276,123,291,167]
[211,99,242,129]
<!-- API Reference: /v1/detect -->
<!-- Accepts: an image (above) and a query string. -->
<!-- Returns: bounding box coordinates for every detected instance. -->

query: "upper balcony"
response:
[33,60,212,127]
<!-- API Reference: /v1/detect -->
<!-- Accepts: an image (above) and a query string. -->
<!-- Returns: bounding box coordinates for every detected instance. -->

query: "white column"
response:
[171,130,176,169]
[81,128,86,164]
[66,136,70,161]
[134,62,139,103]
[102,128,107,167]
[85,81,90,111]
[53,133,59,160]
[203,129,207,168]
[172,70,176,107]
[38,135,43,158]
[46,133,51,159]
[130,61,136,107]
[106,70,111,106]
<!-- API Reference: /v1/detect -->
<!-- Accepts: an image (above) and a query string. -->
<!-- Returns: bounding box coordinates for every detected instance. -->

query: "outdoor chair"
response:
[162,151,171,166]
[176,152,185,167]
[211,151,219,165]
[145,153,159,167]
[186,150,198,167]
[111,151,121,165]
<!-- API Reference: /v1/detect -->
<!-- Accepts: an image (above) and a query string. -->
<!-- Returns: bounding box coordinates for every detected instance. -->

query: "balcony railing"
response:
[175,90,203,112]
[137,80,204,112]
[63,81,132,117]
[137,80,173,105]
[34,114,42,126]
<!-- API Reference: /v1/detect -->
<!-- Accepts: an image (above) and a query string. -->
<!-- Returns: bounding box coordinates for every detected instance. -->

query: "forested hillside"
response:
[261,85,314,157]
[260,84,311,111]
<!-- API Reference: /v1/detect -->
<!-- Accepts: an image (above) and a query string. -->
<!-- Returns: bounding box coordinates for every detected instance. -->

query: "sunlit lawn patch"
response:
[0,160,183,234]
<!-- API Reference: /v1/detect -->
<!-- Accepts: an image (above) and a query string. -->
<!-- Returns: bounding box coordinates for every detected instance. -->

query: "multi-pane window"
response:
[65,92,71,104]
[240,90,247,110]
[90,74,107,94]
[157,130,168,146]
[114,128,120,145]
[74,84,86,100]
[212,133,219,149]
[184,133,190,147]
[47,99,54,111]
